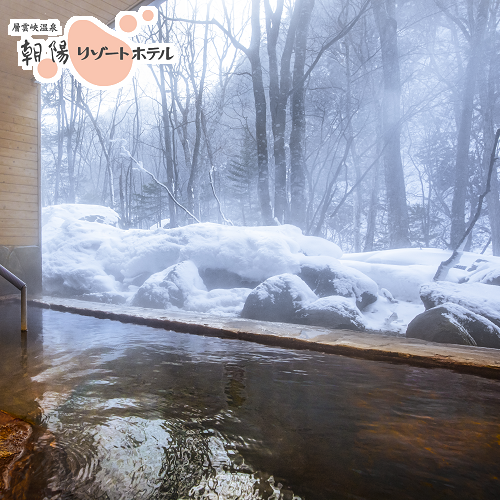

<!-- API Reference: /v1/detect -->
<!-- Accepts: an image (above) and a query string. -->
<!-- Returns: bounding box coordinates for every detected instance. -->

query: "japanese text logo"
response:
[8,6,176,89]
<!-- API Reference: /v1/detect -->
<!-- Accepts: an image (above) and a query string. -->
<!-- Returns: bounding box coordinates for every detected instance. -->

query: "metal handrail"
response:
[0,264,27,331]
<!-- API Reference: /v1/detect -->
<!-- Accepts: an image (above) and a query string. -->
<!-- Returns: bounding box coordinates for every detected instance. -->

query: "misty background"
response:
[40,0,500,256]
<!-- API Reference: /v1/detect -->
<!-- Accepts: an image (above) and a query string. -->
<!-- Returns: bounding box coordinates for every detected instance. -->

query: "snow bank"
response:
[341,248,500,302]
[44,205,342,290]
[43,204,342,317]
[343,248,500,268]
[42,204,500,334]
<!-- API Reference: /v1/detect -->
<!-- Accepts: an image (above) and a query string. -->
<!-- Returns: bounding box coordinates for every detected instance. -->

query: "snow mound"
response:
[344,248,500,268]
[42,203,120,227]
[44,210,342,293]
[340,260,436,302]
[43,205,500,336]
[43,205,346,317]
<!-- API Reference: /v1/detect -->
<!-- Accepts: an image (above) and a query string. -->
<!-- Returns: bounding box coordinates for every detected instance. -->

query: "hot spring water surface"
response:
[1,303,500,499]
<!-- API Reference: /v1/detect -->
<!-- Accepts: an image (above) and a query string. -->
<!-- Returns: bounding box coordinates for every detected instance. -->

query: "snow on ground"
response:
[42,204,500,335]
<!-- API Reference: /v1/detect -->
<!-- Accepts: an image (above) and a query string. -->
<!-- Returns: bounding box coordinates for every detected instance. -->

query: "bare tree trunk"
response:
[248,0,274,225]
[54,78,64,204]
[158,68,177,227]
[289,0,315,229]
[446,0,490,247]
[155,9,177,228]
[479,4,500,255]
[119,171,125,226]
[186,7,210,221]
[79,92,116,208]
[344,41,362,252]
[61,75,78,203]
[364,98,383,252]
[265,0,299,224]
[364,163,380,252]
[372,0,410,248]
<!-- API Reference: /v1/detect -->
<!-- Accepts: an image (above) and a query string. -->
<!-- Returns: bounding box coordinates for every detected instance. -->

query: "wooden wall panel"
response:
[0,10,39,248]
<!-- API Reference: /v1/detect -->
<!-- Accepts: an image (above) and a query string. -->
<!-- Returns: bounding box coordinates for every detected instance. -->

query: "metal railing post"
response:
[21,285,28,332]
[0,263,28,332]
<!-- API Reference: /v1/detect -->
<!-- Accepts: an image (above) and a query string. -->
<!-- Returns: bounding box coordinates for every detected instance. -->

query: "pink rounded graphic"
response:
[142,9,154,21]
[120,15,137,33]
[68,20,133,87]
[38,58,58,78]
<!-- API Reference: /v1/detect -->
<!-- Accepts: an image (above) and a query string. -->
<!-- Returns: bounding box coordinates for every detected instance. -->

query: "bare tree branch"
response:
[121,146,201,224]
[434,128,500,280]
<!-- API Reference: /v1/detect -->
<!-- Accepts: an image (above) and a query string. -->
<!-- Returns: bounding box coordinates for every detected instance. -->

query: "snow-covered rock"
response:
[297,296,365,331]
[131,261,251,316]
[241,274,316,323]
[406,302,500,348]
[419,282,500,328]
[131,260,205,309]
[464,261,500,286]
[298,257,378,309]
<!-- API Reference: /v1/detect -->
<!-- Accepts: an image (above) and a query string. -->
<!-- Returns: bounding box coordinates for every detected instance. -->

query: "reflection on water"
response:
[1,304,500,499]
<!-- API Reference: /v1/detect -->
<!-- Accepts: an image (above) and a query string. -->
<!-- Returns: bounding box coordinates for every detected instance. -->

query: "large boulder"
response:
[131,260,205,309]
[406,302,500,348]
[298,258,378,309]
[297,296,365,331]
[420,282,500,328]
[241,274,316,323]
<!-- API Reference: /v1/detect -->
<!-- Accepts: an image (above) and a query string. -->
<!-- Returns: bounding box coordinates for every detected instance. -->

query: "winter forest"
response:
[41,0,500,256]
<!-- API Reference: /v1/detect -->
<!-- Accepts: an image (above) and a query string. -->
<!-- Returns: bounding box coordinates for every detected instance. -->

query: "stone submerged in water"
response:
[0,410,32,491]
[406,302,500,348]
